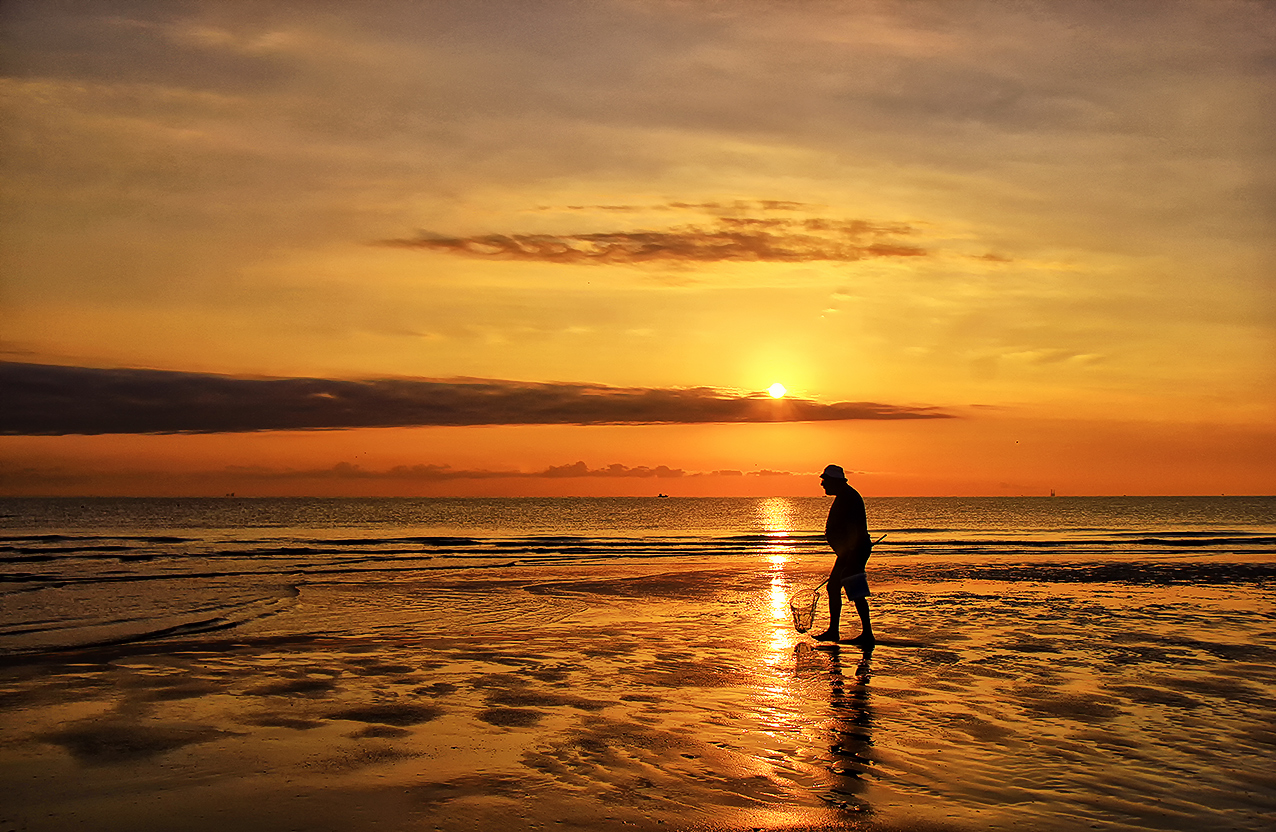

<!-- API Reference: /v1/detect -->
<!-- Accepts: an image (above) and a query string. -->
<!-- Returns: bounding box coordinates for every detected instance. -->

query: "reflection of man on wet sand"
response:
[814,464,874,644]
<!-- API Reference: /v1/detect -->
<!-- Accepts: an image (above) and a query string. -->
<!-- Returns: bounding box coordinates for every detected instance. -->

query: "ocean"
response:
[1,496,1274,831]
[2,496,1272,655]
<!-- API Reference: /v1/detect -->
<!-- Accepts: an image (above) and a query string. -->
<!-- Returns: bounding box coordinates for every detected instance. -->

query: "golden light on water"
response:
[768,382,787,398]
[770,576,789,621]
[758,497,797,634]
[756,497,794,533]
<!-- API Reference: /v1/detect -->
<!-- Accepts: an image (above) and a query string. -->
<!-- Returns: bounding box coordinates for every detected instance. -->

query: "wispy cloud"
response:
[376,214,926,265]
[0,460,810,490]
[0,362,952,435]
[541,200,823,213]
[221,461,693,481]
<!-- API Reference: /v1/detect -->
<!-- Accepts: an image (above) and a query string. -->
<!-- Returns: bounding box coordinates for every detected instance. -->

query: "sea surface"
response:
[2,496,1275,831]
[1,496,1273,655]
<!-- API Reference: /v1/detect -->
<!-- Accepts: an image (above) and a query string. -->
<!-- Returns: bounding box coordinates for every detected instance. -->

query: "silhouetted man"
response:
[814,464,874,644]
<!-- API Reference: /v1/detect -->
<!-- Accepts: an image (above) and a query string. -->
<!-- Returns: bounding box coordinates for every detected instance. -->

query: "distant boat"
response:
[657,494,669,498]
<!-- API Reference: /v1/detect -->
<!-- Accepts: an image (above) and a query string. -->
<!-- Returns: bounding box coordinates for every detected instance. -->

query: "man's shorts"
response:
[841,571,871,599]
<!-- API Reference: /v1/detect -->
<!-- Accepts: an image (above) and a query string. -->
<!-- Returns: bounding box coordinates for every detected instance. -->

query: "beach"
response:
[2,497,1274,830]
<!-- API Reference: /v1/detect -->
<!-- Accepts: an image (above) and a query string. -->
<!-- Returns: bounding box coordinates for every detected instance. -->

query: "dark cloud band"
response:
[0,362,952,435]
[230,461,695,481]
[376,215,926,264]
[0,460,810,489]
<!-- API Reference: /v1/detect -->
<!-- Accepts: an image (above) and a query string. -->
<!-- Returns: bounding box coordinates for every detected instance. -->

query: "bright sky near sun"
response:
[1,0,1273,496]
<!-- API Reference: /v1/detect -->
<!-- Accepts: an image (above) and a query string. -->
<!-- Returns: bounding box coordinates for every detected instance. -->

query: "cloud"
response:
[542,200,823,213]
[375,215,926,265]
[0,460,808,489]
[0,362,953,435]
[245,462,804,481]
[224,461,689,481]
[539,461,684,478]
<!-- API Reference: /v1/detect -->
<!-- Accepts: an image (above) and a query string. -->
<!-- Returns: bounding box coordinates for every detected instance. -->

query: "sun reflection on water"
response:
[756,496,795,535]
[758,498,798,627]
[755,498,803,663]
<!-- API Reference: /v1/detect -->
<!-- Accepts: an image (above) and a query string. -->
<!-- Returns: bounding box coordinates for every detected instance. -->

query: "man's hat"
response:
[820,464,846,480]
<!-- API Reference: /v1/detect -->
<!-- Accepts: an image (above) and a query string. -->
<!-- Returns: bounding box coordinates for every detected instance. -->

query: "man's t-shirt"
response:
[825,485,871,557]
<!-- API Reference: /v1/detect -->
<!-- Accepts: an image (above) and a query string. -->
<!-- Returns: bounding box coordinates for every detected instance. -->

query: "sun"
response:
[768,382,787,399]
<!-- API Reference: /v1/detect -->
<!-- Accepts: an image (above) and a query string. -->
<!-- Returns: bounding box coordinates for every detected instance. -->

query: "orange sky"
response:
[2,0,1273,497]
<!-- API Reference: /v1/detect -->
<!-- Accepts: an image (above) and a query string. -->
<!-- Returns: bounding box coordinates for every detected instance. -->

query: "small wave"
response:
[3,545,138,554]
[879,527,954,533]
[310,536,481,546]
[1108,529,1262,538]
[489,538,587,548]
[0,534,196,544]
[1131,536,1276,546]
[883,560,1276,586]
[719,533,826,542]
[0,583,299,655]
[0,534,82,543]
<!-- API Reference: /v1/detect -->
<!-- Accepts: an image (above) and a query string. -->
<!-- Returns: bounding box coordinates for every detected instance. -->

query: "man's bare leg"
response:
[846,597,874,644]
[813,582,842,642]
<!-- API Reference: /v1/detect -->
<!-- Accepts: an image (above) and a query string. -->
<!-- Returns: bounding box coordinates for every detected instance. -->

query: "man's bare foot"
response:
[813,630,841,642]
[847,633,875,644]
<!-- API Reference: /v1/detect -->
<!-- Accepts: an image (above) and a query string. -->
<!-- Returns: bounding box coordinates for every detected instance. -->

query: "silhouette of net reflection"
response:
[794,641,875,815]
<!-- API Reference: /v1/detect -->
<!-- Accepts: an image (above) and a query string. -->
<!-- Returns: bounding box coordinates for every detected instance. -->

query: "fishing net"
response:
[788,586,822,633]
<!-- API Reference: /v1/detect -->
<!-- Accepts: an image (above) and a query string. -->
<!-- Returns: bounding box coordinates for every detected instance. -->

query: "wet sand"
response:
[2,554,1274,831]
